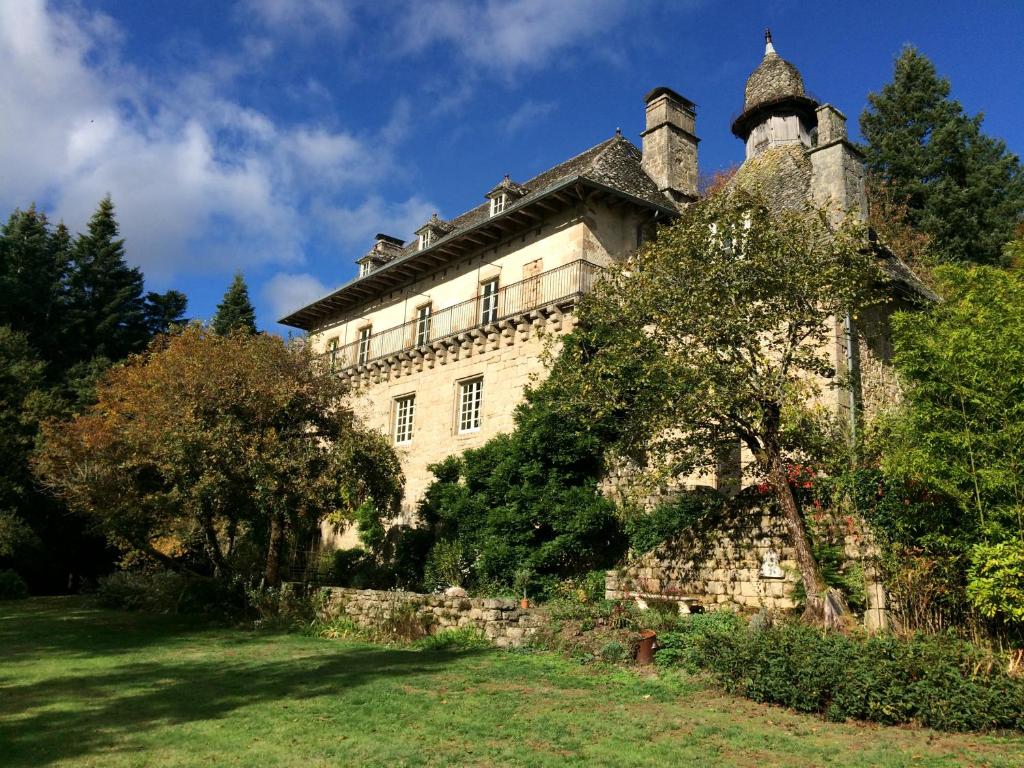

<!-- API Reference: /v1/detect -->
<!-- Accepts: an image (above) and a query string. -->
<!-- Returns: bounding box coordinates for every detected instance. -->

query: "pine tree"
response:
[65,197,150,363]
[0,206,69,355]
[861,47,1024,265]
[211,272,258,335]
[143,290,189,338]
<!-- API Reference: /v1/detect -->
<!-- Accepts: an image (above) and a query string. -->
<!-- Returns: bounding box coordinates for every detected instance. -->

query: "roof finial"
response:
[615,126,622,137]
[764,28,776,56]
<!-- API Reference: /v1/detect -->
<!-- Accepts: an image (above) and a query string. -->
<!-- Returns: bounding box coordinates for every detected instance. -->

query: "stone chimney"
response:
[641,86,699,204]
[808,105,868,222]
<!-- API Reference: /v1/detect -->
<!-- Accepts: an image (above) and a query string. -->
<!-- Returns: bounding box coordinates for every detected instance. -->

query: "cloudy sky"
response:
[2,0,1022,333]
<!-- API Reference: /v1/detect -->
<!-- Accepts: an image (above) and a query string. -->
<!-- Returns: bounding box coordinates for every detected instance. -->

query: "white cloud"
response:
[397,0,634,72]
[316,195,439,248]
[502,99,557,135]
[0,1,396,282]
[240,0,353,34]
[264,272,331,320]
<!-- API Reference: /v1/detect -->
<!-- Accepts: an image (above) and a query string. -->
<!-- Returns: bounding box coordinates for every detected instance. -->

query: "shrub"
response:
[422,540,470,592]
[657,615,1024,731]
[0,569,28,600]
[96,570,187,612]
[625,488,725,554]
[414,628,490,651]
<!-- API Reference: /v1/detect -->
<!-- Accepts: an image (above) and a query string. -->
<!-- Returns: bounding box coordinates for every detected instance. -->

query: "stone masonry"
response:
[323,587,546,648]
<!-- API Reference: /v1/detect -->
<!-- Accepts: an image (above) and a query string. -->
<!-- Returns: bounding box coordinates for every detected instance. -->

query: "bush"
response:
[96,570,187,612]
[0,569,28,600]
[414,628,490,651]
[657,615,1024,731]
[422,540,470,592]
[625,488,725,554]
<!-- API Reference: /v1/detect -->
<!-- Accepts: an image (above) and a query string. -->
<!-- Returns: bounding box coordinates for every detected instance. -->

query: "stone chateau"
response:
[280,33,923,550]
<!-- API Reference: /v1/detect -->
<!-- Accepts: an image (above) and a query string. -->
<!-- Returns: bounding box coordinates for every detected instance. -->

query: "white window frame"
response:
[489,194,507,216]
[479,278,499,325]
[393,394,416,445]
[415,303,432,347]
[357,326,372,365]
[457,377,483,434]
[327,337,339,372]
[418,230,433,250]
[358,261,370,277]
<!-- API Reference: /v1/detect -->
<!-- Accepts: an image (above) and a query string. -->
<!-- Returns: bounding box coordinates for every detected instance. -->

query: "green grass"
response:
[2,598,1022,767]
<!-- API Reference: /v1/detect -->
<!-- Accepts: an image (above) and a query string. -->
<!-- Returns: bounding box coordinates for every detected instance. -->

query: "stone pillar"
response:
[807,104,868,222]
[641,86,699,205]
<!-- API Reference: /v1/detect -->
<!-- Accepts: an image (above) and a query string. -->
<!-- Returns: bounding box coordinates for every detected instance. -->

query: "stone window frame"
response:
[393,393,416,445]
[327,336,339,372]
[456,376,483,434]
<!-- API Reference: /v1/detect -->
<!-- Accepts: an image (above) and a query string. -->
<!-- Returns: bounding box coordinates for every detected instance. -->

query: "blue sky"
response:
[3,1,1022,334]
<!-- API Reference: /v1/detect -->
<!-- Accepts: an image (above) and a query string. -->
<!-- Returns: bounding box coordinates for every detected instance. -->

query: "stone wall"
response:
[322,587,545,648]
[606,502,888,628]
[607,504,800,613]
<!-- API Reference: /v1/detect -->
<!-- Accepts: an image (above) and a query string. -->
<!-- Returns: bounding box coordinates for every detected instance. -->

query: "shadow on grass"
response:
[0,599,485,766]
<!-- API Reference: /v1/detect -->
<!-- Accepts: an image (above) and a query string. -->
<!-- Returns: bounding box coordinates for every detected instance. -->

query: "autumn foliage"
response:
[34,326,401,584]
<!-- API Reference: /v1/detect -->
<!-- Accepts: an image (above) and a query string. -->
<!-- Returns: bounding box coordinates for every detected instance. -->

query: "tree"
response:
[143,290,188,337]
[558,191,883,626]
[212,272,258,335]
[861,47,1024,265]
[881,265,1024,624]
[34,326,402,584]
[64,196,151,363]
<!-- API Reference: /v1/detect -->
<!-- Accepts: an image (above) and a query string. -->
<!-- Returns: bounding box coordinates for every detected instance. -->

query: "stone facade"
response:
[323,587,545,648]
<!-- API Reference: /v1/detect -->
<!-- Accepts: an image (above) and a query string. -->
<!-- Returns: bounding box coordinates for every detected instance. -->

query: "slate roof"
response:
[279,134,674,329]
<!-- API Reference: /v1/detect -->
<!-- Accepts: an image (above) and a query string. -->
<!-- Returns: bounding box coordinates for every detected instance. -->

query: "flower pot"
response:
[520,597,530,610]
[636,629,658,665]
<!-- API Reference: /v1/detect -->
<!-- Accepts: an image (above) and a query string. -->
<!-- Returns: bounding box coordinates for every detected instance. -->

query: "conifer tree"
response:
[212,272,258,335]
[65,197,149,362]
[861,47,1024,265]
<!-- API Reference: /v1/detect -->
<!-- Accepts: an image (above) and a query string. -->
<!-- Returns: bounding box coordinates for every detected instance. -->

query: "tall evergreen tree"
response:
[212,272,258,335]
[861,47,1024,265]
[143,290,189,338]
[65,197,150,363]
[0,207,70,355]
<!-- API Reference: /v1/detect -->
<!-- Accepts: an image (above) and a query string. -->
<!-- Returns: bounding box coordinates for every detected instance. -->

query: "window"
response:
[480,278,499,324]
[415,303,432,346]
[489,194,507,216]
[458,378,483,433]
[358,261,370,277]
[418,230,433,250]
[393,395,415,444]
[357,326,371,365]
[327,337,339,372]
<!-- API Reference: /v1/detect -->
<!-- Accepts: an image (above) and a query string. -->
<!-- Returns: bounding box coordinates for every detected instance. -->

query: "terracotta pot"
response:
[520,597,530,610]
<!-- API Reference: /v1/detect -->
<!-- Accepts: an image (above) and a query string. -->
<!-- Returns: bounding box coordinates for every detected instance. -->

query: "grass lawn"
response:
[1,598,1022,767]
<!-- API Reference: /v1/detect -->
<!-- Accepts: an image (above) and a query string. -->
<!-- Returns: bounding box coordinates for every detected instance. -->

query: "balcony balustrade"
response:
[320,259,600,375]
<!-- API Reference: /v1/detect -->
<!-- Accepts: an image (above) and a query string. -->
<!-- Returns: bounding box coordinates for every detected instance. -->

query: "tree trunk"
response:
[264,509,286,586]
[766,452,850,630]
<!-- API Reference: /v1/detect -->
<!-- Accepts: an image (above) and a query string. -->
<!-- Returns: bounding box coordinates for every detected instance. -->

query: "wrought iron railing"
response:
[322,259,599,373]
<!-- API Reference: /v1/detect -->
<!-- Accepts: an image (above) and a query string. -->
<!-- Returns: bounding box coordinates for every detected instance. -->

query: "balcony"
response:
[321,259,600,377]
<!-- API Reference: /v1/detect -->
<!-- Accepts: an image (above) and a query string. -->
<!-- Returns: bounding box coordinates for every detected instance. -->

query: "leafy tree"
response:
[557,190,882,626]
[861,47,1024,265]
[212,272,258,335]
[34,326,402,585]
[881,265,1024,624]
[414,360,627,594]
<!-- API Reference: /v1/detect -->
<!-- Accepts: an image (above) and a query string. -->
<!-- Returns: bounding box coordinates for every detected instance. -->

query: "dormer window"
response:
[359,261,371,277]
[490,194,507,216]
[418,230,433,250]
[485,176,526,217]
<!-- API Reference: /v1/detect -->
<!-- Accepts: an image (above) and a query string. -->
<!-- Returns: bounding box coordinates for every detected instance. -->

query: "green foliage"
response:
[422,539,470,591]
[654,611,745,671]
[211,272,258,335]
[0,568,28,600]
[658,617,1024,731]
[413,627,490,651]
[861,47,1024,266]
[878,265,1024,628]
[967,541,1024,625]
[624,488,725,554]
[412,368,628,595]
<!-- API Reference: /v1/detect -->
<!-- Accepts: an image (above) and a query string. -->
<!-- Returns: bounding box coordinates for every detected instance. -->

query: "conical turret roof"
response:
[743,30,806,111]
